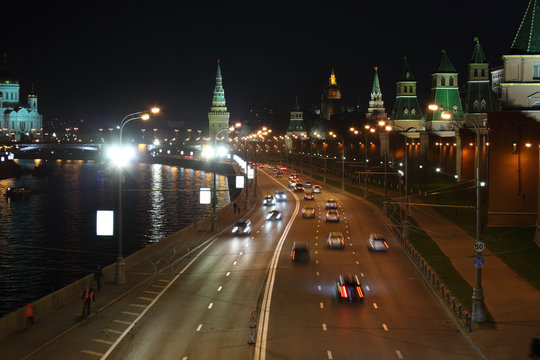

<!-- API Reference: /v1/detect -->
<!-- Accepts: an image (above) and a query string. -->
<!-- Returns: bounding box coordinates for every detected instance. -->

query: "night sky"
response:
[2,1,528,132]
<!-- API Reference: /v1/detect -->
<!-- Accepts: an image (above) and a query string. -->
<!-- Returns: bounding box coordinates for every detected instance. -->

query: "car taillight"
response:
[340,285,348,298]
[384,242,389,248]
[356,286,364,298]
[341,239,344,245]
[292,251,295,260]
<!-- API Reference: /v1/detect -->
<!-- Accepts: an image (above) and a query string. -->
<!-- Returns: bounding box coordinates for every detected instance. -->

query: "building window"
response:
[481,100,486,111]
[411,109,416,116]
[450,77,454,86]
[441,76,445,86]
[404,86,407,93]
[533,65,540,80]
[404,108,409,115]
[481,69,485,77]
[409,86,413,93]
[473,100,479,111]
[474,69,478,77]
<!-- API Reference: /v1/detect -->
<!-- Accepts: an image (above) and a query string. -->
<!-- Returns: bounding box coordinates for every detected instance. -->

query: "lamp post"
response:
[429,103,486,322]
[329,131,345,191]
[114,107,159,284]
[212,126,235,232]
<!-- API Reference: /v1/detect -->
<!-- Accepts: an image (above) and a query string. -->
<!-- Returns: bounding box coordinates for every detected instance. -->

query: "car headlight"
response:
[232,227,238,233]
[277,214,281,219]
[266,214,272,220]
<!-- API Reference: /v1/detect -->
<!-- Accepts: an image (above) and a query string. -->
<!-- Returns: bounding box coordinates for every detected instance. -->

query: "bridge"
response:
[16,143,102,151]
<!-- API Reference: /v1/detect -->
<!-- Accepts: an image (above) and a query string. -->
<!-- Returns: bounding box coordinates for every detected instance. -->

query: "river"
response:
[0,159,231,317]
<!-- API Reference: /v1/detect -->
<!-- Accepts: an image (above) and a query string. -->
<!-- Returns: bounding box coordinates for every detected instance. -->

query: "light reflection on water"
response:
[0,159,230,317]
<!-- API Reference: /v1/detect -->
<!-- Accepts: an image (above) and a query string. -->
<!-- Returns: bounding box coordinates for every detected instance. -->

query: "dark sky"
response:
[2,1,528,132]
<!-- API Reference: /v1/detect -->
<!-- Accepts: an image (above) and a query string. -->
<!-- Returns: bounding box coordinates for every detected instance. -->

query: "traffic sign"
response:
[473,241,485,253]
[473,256,485,268]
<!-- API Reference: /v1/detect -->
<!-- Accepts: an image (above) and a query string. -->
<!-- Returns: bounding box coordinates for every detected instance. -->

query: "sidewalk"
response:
[1,194,256,360]
[294,165,540,360]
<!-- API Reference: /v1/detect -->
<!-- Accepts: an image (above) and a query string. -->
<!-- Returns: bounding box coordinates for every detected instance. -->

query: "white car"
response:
[274,191,287,201]
[325,209,340,222]
[368,233,389,251]
[327,232,345,249]
[302,207,316,218]
[232,219,252,235]
[263,195,276,206]
[325,199,338,209]
[266,209,282,221]
[312,185,322,193]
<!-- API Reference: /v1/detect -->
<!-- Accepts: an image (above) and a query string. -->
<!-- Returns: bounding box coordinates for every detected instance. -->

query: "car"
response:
[304,181,312,188]
[276,171,283,178]
[232,219,252,235]
[263,195,276,206]
[302,207,315,218]
[275,191,287,201]
[368,233,389,251]
[312,185,322,193]
[266,209,282,221]
[325,209,340,222]
[304,193,315,200]
[289,180,297,187]
[294,185,305,192]
[291,241,310,263]
[327,231,345,248]
[325,199,338,209]
[336,274,365,302]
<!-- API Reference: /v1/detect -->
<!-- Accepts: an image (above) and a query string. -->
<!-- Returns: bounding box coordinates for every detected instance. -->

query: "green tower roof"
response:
[471,37,487,63]
[436,50,457,73]
[400,57,415,81]
[511,0,540,54]
[371,67,381,93]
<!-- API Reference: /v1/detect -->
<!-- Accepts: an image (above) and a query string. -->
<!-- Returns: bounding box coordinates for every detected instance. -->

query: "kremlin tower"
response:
[208,60,230,140]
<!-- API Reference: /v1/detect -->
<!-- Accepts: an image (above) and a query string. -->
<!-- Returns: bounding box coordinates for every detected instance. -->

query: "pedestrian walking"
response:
[24,303,35,327]
[248,311,257,345]
[82,288,95,315]
[94,265,103,290]
[233,202,238,214]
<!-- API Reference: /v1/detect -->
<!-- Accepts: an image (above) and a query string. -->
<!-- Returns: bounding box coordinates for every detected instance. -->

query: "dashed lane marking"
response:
[208,303,213,309]
[316,272,320,276]
[373,303,378,309]
[322,323,327,331]
[92,339,114,345]
[382,323,388,331]
[130,304,146,308]
[121,311,139,316]
[217,286,222,292]
[352,251,355,254]
[327,350,333,359]
[144,290,159,294]
[356,260,359,265]
[226,272,231,276]
[81,350,104,357]
[318,285,321,291]
[196,324,203,332]
[315,242,318,246]
[239,251,243,255]
[315,260,319,264]
[113,320,131,325]
[361,273,364,277]
[182,357,188,360]
[396,350,403,359]
[104,329,123,335]
[138,297,153,301]
[320,302,324,309]
[315,250,318,254]
[233,261,237,265]
[366,286,370,291]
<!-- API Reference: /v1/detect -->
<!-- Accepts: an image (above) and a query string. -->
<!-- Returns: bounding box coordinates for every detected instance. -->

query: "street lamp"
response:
[211,126,236,232]
[114,107,160,284]
[329,131,345,191]
[429,103,486,322]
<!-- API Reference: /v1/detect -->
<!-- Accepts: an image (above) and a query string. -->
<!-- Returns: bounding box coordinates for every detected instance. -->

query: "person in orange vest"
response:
[24,303,35,326]
[81,288,95,315]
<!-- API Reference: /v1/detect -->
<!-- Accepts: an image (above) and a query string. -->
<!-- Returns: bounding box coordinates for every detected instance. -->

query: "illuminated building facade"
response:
[321,68,344,121]
[285,97,307,151]
[366,66,387,123]
[208,60,230,140]
[0,55,42,142]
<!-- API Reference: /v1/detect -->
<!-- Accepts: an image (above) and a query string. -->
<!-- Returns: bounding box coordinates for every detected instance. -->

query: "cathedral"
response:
[0,55,42,142]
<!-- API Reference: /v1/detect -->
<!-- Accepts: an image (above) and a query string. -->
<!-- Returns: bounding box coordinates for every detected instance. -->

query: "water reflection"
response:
[0,160,230,316]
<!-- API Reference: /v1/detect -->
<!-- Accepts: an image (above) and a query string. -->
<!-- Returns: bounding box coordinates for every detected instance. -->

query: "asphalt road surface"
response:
[25,168,482,360]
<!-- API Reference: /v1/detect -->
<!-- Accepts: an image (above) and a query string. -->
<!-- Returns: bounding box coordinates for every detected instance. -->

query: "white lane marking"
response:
[327,350,333,359]
[315,250,318,254]
[81,350,104,357]
[382,323,388,331]
[316,272,320,276]
[366,286,370,291]
[208,303,213,309]
[318,285,321,291]
[349,243,353,246]
[315,242,318,246]
[315,236,318,239]
[144,290,159,294]
[182,357,187,360]
[315,260,319,264]
[217,286,222,292]
[121,311,139,316]
[322,323,327,331]
[373,303,378,309]
[100,236,219,360]
[157,279,169,283]
[361,272,365,277]
[104,329,123,334]
[320,302,324,309]
[352,251,356,254]
[112,320,130,325]
[138,297,153,301]
[130,304,146,308]
[256,175,300,360]
[239,251,243,255]
[196,324,203,332]
[92,339,114,345]
[396,350,403,359]
[233,261,237,265]
[355,260,359,265]
[226,271,231,276]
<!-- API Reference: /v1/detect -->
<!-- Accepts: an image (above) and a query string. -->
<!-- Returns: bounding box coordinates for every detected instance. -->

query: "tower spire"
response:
[208,60,230,139]
[511,0,540,54]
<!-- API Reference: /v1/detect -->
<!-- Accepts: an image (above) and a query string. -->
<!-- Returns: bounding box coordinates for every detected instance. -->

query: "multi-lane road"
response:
[25,168,483,360]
